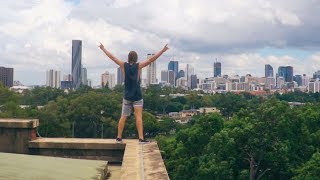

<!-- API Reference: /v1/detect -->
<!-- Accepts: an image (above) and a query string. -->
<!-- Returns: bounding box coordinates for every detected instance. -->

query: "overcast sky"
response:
[1,0,320,85]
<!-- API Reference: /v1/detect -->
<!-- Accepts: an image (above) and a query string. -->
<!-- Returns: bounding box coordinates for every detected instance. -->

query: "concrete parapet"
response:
[121,140,170,180]
[29,138,126,163]
[0,118,39,154]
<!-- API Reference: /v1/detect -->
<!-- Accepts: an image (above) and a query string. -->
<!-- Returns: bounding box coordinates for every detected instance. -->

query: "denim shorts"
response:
[121,98,143,116]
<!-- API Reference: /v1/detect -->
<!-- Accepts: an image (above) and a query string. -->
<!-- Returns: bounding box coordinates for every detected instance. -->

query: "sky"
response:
[1,0,320,86]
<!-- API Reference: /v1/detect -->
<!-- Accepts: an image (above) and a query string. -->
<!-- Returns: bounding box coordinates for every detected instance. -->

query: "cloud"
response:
[0,0,319,85]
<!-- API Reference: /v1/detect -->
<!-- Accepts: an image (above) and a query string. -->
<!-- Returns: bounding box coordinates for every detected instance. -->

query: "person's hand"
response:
[162,44,169,52]
[98,42,104,50]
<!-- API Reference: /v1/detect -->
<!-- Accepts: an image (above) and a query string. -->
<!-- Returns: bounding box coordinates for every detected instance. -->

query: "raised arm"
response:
[139,44,169,69]
[98,42,124,67]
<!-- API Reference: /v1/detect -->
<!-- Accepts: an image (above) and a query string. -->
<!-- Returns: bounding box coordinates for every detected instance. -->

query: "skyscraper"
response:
[46,69,61,88]
[190,74,198,89]
[313,70,320,79]
[293,75,302,86]
[168,70,175,86]
[214,61,221,77]
[186,64,194,89]
[177,70,185,79]
[117,67,124,85]
[72,40,82,89]
[0,66,13,87]
[161,70,168,82]
[168,61,178,78]
[147,53,157,85]
[101,71,115,89]
[81,67,87,86]
[265,64,273,77]
[278,66,293,82]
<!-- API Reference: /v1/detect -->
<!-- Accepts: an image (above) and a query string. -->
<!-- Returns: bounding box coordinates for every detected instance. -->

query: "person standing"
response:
[99,43,169,143]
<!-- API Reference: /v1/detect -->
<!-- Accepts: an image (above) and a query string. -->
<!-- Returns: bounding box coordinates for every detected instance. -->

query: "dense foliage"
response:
[0,84,319,179]
[157,97,320,179]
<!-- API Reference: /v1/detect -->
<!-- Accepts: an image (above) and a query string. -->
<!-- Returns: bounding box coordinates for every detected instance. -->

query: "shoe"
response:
[116,137,122,143]
[139,138,150,144]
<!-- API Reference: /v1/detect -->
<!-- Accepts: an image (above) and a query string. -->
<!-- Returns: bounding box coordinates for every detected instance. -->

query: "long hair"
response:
[128,51,138,64]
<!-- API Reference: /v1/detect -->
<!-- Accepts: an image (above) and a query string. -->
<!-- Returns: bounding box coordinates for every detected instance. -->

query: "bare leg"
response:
[134,106,144,139]
[117,115,127,138]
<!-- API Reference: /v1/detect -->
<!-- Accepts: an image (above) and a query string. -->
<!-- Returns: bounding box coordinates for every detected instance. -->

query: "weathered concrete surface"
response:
[29,138,125,162]
[120,140,170,180]
[0,119,39,128]
[29,138,126,149]
[0,119,38,154]
[0,152,108,180]
[143,142,170,180]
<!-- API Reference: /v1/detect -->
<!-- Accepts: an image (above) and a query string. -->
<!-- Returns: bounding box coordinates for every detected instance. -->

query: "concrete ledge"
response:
[0,119,39,128]
[121,141,170,180]
[29,138,126,150]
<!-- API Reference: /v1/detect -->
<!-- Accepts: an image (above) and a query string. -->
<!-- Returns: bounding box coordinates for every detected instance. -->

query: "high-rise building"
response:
[46,69,61,89]
[278,66,293,82]
[168,70,175,86]
[265,64,273,77]
[190,74,198,89]
[214,61,221,77]
[308,81,320,93]
[293,75,303,86]
[186,64,194,89]
[72,40,82,89]
[313,70,320,79]
[161,70,168,82]
[147,54,157,85]
[302,74,309,87]
[168,61,178,78]
[101,71,115,89]
[177,70,185,79]
[87,79,92,87]
[117,67,124,85]
[81,67,87,86]
[0,66,14,87]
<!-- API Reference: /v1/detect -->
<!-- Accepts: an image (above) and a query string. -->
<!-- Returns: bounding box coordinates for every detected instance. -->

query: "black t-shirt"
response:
[124,62,142,101]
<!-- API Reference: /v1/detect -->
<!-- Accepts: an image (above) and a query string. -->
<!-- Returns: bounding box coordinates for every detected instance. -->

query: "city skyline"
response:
[1,1,320,86]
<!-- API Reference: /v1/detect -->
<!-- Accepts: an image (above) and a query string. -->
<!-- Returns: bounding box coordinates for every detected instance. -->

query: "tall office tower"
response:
[313,70,320,79]
[147,54,157,85]
[117,67,124,85]
[168,70,175,86]
[190,74,198,89]
[214,61,221,77]
[72,40,82,89]
[278,66,293,82]
[81,67,87,86]
[87,79,92,87]
[177,70,185,79]
[101,71,115,89]
[109,74,115,89]
[265,64,273,77]
[293,75,302,86]
[161,70,168,82]
[186,64,194,88]
[302,74,309,86]
[168,61,179,78]
[0,66,14,87]
[46,69,61,89]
